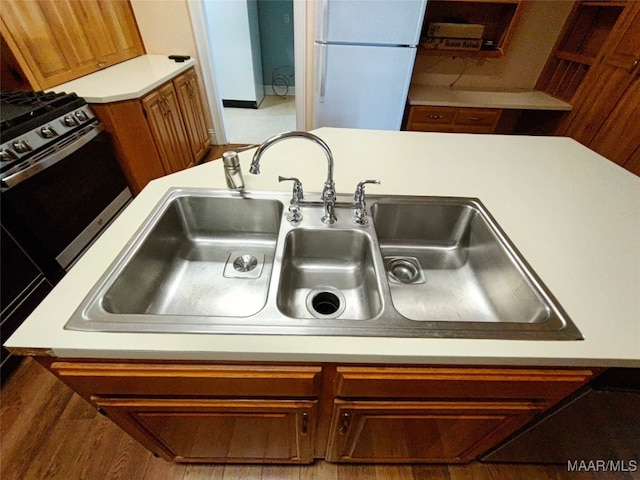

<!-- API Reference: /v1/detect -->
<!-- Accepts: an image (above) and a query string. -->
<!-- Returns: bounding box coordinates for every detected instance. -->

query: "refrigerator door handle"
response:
[318,44,328,103]
[318,0,329,42]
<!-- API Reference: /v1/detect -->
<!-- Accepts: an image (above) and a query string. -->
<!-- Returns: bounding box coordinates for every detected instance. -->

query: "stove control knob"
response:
[12,139,31,153]
[63,115,79,127]
[40,125,58,138]
[74,110,89,121]
[0,149,18,161]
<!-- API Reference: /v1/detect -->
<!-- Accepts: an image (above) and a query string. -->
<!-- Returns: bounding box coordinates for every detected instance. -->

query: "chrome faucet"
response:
[250,131,337,224]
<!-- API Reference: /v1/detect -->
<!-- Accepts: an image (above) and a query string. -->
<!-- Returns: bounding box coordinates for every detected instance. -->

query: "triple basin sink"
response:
[67,188,583,340]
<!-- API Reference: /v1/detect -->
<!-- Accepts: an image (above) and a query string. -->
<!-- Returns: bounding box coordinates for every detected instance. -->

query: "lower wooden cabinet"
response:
[406,105,502,133]
[142,82,192,174]
[42,359,597,465]
[94,397,317,463]
[91,67,210,195]
[326,400,544,463]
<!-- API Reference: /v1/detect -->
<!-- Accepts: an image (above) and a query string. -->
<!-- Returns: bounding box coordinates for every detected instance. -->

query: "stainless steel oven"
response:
[1,90,132,283]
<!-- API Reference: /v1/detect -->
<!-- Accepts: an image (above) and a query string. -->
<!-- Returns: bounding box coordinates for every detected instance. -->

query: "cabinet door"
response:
[0,0,98,88]
[0,0,144,90]
[94,397,317,463]
[562,5,640,148]
[72,0,144,67]
[326,400,544,463]
[142,83,192,174]
[174,69,211,164]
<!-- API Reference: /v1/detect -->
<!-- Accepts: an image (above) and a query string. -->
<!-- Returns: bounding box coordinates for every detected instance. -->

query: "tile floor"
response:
[223,94,296,145]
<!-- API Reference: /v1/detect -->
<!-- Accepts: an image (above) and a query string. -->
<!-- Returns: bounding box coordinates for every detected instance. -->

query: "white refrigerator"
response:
[313,0,427,130]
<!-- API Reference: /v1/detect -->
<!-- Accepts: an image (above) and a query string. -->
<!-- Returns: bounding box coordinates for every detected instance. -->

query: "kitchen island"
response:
[6,127,639,366]
[4,128,639,464]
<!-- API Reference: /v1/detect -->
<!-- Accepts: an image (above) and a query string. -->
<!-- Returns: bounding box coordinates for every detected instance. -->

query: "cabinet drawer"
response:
[408,106,456,126]
[52,362,322,398]
[335,367,595,403]
[454,108,501,127]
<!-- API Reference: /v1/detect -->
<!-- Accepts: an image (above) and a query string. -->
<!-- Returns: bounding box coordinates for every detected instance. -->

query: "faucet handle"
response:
[354,179,380,202]
[353,179,380,226]
[278,176,304,202]
[279,176,304,224]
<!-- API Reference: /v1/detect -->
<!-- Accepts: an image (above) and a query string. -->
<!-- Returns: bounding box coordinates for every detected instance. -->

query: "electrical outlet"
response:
[284,13,290,24]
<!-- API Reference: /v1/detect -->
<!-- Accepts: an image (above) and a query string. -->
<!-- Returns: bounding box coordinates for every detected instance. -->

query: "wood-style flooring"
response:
[0,358,616,480]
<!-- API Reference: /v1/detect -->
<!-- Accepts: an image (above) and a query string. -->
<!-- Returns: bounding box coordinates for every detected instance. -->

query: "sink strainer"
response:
[385,257,425,284]
[306,287,346,319]
[223,251,265,279]
[233,254,258,272]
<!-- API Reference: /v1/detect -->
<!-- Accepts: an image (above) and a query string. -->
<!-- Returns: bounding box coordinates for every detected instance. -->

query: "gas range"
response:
[0,90,97,185]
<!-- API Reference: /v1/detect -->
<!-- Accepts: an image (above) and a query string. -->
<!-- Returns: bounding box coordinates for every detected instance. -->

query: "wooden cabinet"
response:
[326,366,595,463]
[41,359,597,465]
[559,4,640,174]
[142,82,193,174]
[406,105,504,133]
[0,0,144,90]
[419,0,523,59]
[174,68,212,162]
[49,361,321,463]
[536,1,640,175]
[95,398,316,463]
[91,68,211,195]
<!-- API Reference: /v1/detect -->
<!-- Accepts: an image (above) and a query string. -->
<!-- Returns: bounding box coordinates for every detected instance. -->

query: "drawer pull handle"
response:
[339,412,351,435]
[428,115,443,120]
[469,117,482,121]
[302,412,308,435]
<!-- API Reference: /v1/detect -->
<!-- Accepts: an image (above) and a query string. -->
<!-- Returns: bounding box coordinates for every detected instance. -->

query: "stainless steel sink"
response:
[66,188,583,340]
[276,228,383,320]
[76,191,283,327]
[371,198,575,334]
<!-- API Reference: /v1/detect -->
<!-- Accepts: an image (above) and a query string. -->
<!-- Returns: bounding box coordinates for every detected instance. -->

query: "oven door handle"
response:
[1,123,105,189]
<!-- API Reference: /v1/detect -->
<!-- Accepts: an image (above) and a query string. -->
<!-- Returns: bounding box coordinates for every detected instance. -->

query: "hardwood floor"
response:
[1,358,614,480]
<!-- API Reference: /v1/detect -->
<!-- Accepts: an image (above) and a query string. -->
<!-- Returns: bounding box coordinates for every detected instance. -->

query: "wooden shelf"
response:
[554,50,595,66]
[418,46,504,58]
[419,0,522,59]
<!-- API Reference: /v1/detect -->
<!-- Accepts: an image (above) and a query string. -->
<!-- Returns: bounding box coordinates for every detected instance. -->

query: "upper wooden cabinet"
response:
[419,0,523,59]
[0,0,144,90]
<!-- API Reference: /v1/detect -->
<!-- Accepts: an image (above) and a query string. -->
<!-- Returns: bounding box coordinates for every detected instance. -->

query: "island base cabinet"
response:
[93,397,317,463]
[326,400,544,463]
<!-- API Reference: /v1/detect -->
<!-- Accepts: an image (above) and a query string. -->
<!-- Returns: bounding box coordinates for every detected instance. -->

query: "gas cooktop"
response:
[0,90,97,178]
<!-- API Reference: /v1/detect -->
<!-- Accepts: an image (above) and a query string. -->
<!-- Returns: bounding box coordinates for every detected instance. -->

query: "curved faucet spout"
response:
[250,131,337,224]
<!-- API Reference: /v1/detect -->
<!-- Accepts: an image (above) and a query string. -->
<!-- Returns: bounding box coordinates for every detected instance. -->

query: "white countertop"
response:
[51,55,195,103]
[409,85,573,111]
[5,128,640,367]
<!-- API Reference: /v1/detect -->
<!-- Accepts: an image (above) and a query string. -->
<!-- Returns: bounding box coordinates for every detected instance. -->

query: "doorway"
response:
[188,0,306,146]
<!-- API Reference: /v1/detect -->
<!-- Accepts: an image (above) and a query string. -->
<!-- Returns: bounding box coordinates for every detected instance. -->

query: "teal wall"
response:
[257,0,295,93]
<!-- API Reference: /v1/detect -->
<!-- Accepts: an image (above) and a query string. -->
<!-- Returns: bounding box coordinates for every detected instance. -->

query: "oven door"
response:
[1,125,131,277]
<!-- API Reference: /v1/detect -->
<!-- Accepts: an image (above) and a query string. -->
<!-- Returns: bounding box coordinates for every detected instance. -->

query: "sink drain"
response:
[306,287,346,319]
[385,257,425,284]
[233,254,258,272]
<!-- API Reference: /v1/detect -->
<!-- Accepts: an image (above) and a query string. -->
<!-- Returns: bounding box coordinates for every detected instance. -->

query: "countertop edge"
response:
[50,55,196,103]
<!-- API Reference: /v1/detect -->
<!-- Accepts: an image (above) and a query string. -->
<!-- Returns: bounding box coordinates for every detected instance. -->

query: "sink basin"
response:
[371,198,581,337]
[67,188,582,340]
[78,191,283,323]
[276,228,382,320]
